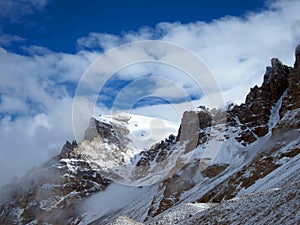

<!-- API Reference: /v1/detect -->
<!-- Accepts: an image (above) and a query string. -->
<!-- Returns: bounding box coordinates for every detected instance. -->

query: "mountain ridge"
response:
[0,46,300,225]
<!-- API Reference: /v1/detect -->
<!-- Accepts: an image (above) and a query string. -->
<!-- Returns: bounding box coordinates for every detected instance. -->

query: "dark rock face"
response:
[136,134,177,167]
[294,44,300,68]
[164,57,292,149]
[280,46,300,119]
[84,117,131,149]
[196,133,300,203]
[146,161,199,220]
[138,55,294,156]
[229,58,291,145]
[59,140,77,158]
[84,118,117,142]
[177,109,212,153]
[201,163,229,178]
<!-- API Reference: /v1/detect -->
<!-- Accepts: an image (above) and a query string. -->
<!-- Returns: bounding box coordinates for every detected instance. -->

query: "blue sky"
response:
[2,0,266,53]
[0,0,300,186]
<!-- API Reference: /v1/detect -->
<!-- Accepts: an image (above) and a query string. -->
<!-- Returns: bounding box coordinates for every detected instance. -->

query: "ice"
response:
[268,91,286,131]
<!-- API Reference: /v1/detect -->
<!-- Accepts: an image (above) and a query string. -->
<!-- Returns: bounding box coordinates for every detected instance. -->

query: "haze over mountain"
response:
[0,45,299,225]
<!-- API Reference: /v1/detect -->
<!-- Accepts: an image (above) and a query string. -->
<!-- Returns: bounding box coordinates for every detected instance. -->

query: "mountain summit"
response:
[0,46,299,225]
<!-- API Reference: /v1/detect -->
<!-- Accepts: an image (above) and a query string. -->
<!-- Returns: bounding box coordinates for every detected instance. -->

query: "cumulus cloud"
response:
[0,0,48,23]
[0,47,100,186]
[0,33,25,47]
[0,100,73,186]
[1,0,300,186]
[79,0,300,104]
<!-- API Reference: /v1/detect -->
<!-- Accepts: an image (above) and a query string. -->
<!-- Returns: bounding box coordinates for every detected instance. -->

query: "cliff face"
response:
[232,59,290,139]
[176,55,296,148]
[178,109,212,153]
[0,47,300,225]
[138,47,300,221]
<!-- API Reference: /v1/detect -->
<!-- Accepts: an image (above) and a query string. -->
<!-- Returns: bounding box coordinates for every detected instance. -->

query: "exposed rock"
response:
[178,109,212,153]
[84,117,131,150]
[280,47,300,116]
[60,140,77,158]
[275,109,300,133]
[0,146,111,225]
[132,134,177,179]
[294,44,300,68]
[229,58,291,144]
[196,134,300,203]
[136,135,176,165]
[201,164,229,178]
[84,117,99,141]
[146,162,199,219]
[235,129,257,146]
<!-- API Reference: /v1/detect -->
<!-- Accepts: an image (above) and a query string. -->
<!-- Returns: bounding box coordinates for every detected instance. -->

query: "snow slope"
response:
[94,113,179,151]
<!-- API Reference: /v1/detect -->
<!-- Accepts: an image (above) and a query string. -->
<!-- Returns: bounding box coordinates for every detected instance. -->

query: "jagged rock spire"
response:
[295,44,300,68]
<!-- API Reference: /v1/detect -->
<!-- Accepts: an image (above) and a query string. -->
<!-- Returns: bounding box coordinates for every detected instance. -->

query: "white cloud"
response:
[0,0,49,23]
[0,95,27,114]
[0,33,25,47]
[0,46,100,186]
[77,33,121,51]
[78,0,300,103]
[0,99,73,186]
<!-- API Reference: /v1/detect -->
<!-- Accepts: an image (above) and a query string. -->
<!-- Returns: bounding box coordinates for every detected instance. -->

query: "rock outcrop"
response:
[229,58,291,145]
[177,108,212,153]
[59,140,77,158]
[84,117,130,149]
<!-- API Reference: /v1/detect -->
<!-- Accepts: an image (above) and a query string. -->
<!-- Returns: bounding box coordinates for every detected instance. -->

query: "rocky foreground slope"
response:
[0,46,300,225]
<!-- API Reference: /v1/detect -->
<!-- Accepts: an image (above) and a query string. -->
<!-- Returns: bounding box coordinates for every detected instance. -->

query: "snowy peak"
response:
[63,113,180,185]
[85,113,178,151]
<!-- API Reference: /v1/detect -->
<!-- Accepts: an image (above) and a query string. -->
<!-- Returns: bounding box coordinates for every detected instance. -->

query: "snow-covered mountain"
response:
[66,113,179,185]
[1,46,300,225]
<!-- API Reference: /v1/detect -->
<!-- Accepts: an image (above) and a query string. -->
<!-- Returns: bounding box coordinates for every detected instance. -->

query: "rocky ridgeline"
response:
[0,46,300,225]
[0,136,112,224]
[179,53,297,147]
[0,151,111,224]
[141,46,300,219]
[136,134,177,167]
[136,52,297,168]
[135,53,296,171]
[228,58,291,145]
[177,107,213,153]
